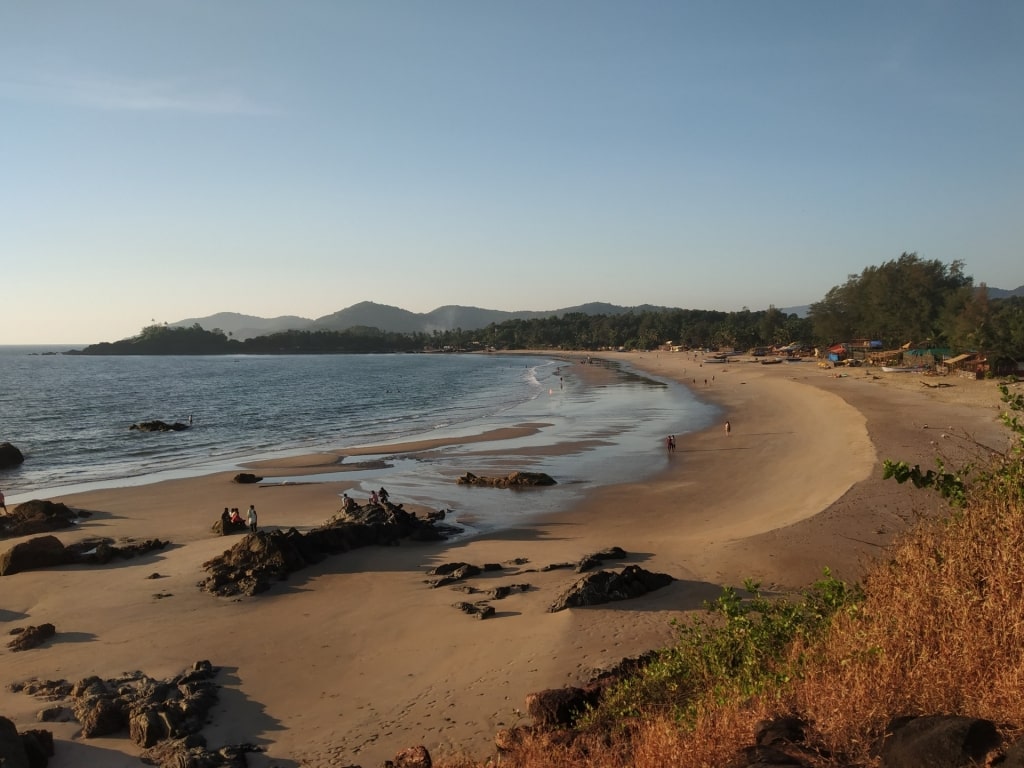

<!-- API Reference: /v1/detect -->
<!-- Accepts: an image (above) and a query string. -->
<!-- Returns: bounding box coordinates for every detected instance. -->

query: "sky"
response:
[2,2,1022,344]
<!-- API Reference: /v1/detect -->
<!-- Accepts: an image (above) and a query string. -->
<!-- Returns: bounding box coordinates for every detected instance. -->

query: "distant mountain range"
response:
[172,301,675,340]
[173,288,1023,340]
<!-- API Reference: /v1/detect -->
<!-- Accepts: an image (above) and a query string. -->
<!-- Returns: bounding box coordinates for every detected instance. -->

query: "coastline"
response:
[0,352,1014,767]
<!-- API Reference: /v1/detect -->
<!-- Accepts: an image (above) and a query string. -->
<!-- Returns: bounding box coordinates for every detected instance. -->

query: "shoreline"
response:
[0,353,1014,767]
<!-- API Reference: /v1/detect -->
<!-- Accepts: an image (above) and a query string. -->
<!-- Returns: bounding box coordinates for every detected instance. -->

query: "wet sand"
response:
[0,353,1014,767]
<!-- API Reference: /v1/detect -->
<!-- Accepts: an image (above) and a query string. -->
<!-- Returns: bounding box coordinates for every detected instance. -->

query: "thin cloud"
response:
[0,72,274,115]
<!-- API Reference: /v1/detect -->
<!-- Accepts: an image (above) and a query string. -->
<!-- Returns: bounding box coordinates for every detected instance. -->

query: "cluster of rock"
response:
[10,660,260,767]
[0,535,169,576]
[199,501,461,597]
[426,548,673,620]
[0,441,24,469]
[426,561,534,620]
[0,499,87,539]
[456,471,556,487]
[129,420,190,432]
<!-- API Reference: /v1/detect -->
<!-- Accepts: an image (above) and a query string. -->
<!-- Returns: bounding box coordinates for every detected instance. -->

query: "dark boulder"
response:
[0,500,82,540]
[20,728,54,767]
[548,565,673,612]
[7,624,56,652]
[880,715,1000,768]
[232,473,262,484]
[456,471,556,488]
[0,715,31,768]
[0,442,25,469]
[0,536,70,576]
[129,420,189,432]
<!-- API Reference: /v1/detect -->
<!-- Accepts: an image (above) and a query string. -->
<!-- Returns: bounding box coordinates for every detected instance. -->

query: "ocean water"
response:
[0,347,718,532]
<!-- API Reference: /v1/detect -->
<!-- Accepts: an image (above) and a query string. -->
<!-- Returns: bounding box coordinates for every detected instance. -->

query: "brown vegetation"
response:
[437,393,1024,767]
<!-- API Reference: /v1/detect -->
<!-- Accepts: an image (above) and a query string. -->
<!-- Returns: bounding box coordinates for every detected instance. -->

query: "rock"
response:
[7,624,56,652]
[548,565,673,612]
[429,563,483,588]
[575,546,628,572]
[129,420,189,432]
[232,473,262,484]
[0,500,80,540]
[211,517,249,536]
[454,601,495,619]
[0,536,70,576]
[525,687,596,728]
[20,728,54,767]
[880,715,1000,768]
[78,695,127,737]
[36,706,72,723]
[0,715,31,768]
[0,442,25,469]
[392,745,432,768]
[456,470,557,487]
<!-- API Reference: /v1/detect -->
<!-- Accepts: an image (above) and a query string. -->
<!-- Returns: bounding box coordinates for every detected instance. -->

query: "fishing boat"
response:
[881,365,925,373]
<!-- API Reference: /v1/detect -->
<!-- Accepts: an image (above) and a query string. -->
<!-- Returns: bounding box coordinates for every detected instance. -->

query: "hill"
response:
[172,301,672,339]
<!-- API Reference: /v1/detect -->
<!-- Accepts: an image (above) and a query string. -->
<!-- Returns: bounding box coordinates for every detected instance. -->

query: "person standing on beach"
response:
[0,489,6,513]
[725,420,731,436]
[247,505,258,533]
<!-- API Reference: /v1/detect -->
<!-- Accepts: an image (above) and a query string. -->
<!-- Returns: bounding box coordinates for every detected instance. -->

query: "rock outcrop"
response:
[456,471,557,487]
[200,502,461,597]
[0,500,86,540]
[548,564,673,612]
[7,623,56,652]
[232,473,262,484]
[0,441,25,469]
[0,535,169,576]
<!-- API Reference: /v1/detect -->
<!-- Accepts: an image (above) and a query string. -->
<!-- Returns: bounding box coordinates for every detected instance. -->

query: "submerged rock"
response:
[456,471,556,488]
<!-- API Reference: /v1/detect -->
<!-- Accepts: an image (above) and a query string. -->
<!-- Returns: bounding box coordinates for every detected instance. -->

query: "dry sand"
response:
[0,353,1015,767]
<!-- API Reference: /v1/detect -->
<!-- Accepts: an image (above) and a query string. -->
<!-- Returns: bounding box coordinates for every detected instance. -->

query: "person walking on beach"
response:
[666,435,676,453]
[0,489,6,513]
[725,420,731,437]
[247,505,258,533]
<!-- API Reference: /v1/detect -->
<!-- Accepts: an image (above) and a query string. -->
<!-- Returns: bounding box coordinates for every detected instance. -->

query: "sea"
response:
[0,346,718,533]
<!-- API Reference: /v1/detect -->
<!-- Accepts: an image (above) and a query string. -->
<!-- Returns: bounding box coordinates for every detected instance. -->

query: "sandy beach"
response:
[0,353,1015,767]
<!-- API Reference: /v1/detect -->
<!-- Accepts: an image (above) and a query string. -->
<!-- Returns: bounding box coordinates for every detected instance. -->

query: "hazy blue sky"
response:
[2,2,1021,343]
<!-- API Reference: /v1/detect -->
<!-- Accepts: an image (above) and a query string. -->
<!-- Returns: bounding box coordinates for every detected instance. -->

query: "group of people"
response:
[221,505,258,532]
[342,486,391,513]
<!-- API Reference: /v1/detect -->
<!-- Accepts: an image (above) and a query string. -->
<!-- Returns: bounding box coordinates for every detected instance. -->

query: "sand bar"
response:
[0,352,1014,767]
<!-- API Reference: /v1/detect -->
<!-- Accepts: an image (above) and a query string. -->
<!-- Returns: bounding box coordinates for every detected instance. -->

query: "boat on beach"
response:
[881,365,926,373]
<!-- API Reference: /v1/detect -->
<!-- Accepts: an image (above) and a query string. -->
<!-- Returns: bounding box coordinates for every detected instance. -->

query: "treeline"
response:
[70,253,1023,360]
[808,253,1024,367]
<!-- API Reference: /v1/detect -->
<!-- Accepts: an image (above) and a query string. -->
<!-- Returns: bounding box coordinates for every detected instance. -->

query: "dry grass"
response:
[437,433,1024,768]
